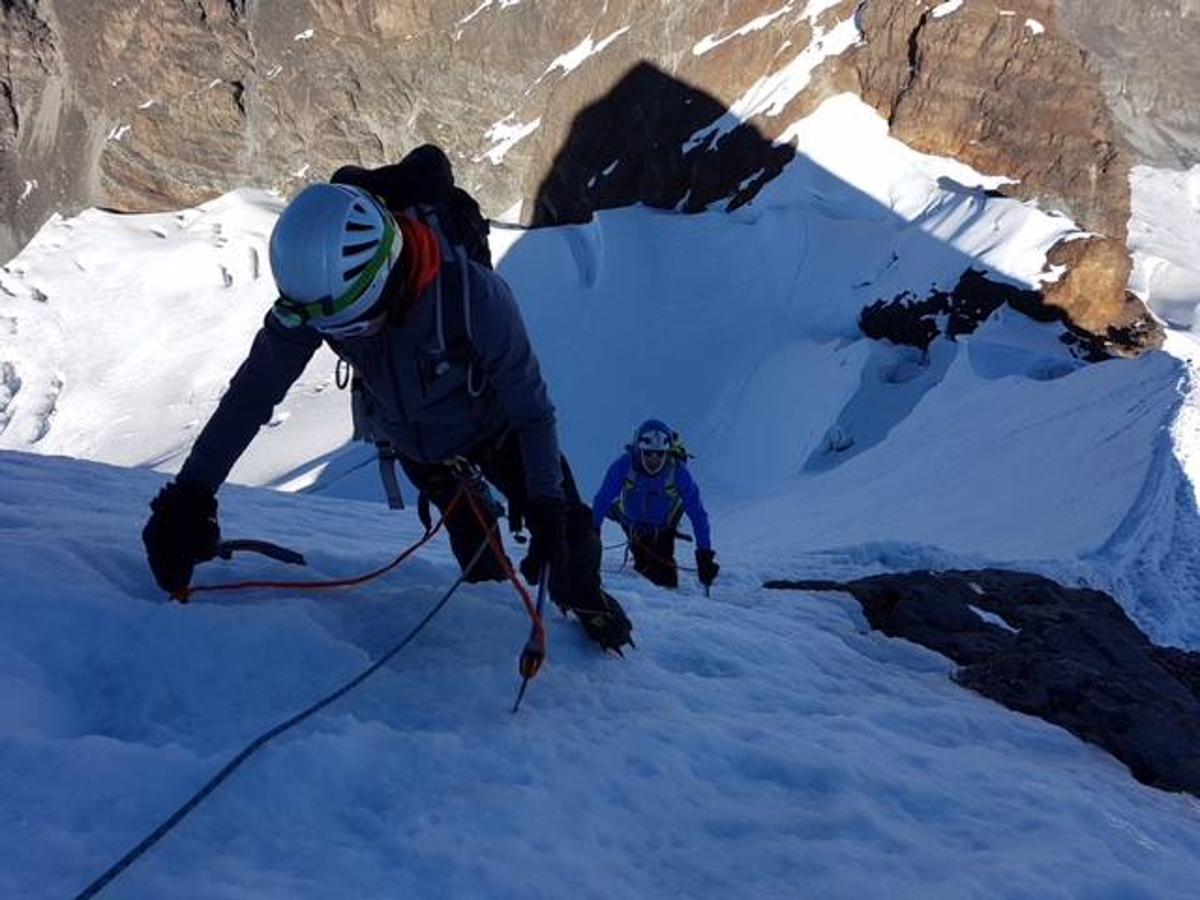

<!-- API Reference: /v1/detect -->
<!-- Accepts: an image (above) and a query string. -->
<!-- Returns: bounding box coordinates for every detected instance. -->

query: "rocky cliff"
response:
[3,0,1194,350]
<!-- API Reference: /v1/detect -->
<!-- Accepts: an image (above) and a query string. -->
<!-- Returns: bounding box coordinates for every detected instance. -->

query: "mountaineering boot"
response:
[572,589,635,653]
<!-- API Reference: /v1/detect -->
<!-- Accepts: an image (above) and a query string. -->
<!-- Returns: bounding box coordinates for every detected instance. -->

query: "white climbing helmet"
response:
[269,182,403,336]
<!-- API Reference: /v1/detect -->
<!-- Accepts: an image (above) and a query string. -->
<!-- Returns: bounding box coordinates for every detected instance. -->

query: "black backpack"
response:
[331,144,492,269]
[330,145,493,507]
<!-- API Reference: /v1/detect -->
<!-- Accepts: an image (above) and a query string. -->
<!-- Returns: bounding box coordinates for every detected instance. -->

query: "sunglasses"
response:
[318,308,389,339]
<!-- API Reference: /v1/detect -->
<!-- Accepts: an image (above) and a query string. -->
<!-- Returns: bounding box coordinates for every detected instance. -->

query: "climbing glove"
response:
[695,548,720,588]
[521,496,568,587]
[143,480,220,595]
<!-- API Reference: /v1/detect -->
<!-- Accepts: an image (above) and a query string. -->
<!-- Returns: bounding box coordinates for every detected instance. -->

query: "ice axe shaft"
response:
[215,539,307,567]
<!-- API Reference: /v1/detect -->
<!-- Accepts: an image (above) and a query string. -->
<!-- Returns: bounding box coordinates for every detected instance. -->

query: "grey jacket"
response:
[179,256,564,500]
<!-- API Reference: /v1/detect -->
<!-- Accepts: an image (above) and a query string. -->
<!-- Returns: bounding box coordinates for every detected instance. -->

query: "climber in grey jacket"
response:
[142,171,632,651]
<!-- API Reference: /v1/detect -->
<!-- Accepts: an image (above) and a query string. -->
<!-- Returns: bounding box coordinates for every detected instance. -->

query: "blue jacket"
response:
[592,452,712,550]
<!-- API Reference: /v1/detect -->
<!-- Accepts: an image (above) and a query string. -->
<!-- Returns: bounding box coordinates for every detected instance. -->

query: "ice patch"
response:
[458,0,523,27]
[540,27,630,80]
[476,115,541,165]
[693,3,794,56]
[968,604,1019,634]
[932,0,966,18]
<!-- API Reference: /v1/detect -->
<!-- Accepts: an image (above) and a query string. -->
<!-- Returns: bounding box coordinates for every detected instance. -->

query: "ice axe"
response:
[216,539,307,567]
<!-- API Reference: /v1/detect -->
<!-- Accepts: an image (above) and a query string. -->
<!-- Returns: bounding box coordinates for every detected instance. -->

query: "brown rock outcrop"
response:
[1042,236,1160,354]
[849,0,1160,351]
[853,0,1128,238]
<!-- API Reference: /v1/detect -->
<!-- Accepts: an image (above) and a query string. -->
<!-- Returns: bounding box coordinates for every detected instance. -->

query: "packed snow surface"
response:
[4,454,1200,899]
[4,96,1200,897]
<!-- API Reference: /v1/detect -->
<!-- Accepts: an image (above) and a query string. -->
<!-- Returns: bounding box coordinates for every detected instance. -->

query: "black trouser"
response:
[399,431,605,614]
[626,525,679,589]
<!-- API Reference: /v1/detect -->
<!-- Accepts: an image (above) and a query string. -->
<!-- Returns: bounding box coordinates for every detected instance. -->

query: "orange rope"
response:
[460,485,546,647]
[172,488,464,602]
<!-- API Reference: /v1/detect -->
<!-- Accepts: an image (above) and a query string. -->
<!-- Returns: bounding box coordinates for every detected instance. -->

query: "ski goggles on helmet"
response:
[316,306,390,339]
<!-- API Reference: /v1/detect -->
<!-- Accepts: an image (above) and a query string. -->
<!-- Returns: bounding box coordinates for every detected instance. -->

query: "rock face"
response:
[766,570,1200,798]
[1,0,827,255]
[850,0,1160,353]
[2,0,1194,350]
[854,0,1127,238]
[1057,0,1200,170]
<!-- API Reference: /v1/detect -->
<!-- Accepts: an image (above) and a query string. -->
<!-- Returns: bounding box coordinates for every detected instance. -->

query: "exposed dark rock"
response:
[858,267,1120,361]
[765,570,1200,797]
[859,268,1028,352]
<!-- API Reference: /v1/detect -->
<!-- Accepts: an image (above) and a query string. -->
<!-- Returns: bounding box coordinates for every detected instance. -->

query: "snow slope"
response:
[4,94,1200,896]
[4,451,1200,899]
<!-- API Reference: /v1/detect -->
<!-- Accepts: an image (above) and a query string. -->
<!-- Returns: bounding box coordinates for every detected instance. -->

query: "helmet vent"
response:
[342,239,377,257]
[343,260,371,281]
[345,220,375,232]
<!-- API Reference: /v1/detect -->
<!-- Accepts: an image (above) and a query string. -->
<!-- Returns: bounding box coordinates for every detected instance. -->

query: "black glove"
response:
[520,496,568,586]
[695,549,719,588]
[142,480,220,595]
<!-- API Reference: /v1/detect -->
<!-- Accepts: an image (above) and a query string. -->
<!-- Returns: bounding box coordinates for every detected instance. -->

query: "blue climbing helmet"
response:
[269,182,403,338]
[633,419,674,475]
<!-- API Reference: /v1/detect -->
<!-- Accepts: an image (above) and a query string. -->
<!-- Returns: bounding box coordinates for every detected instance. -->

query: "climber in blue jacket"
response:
[593,419,719,590]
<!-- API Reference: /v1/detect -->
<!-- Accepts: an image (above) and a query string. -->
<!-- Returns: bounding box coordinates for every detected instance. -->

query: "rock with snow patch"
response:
[766,569,1200,797]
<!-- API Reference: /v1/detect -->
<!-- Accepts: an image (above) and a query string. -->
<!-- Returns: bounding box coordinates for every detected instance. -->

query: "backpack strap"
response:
[617,456,682,527]
[617,455,637,519]
[663,459,684,527]
[415,205,486,398]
